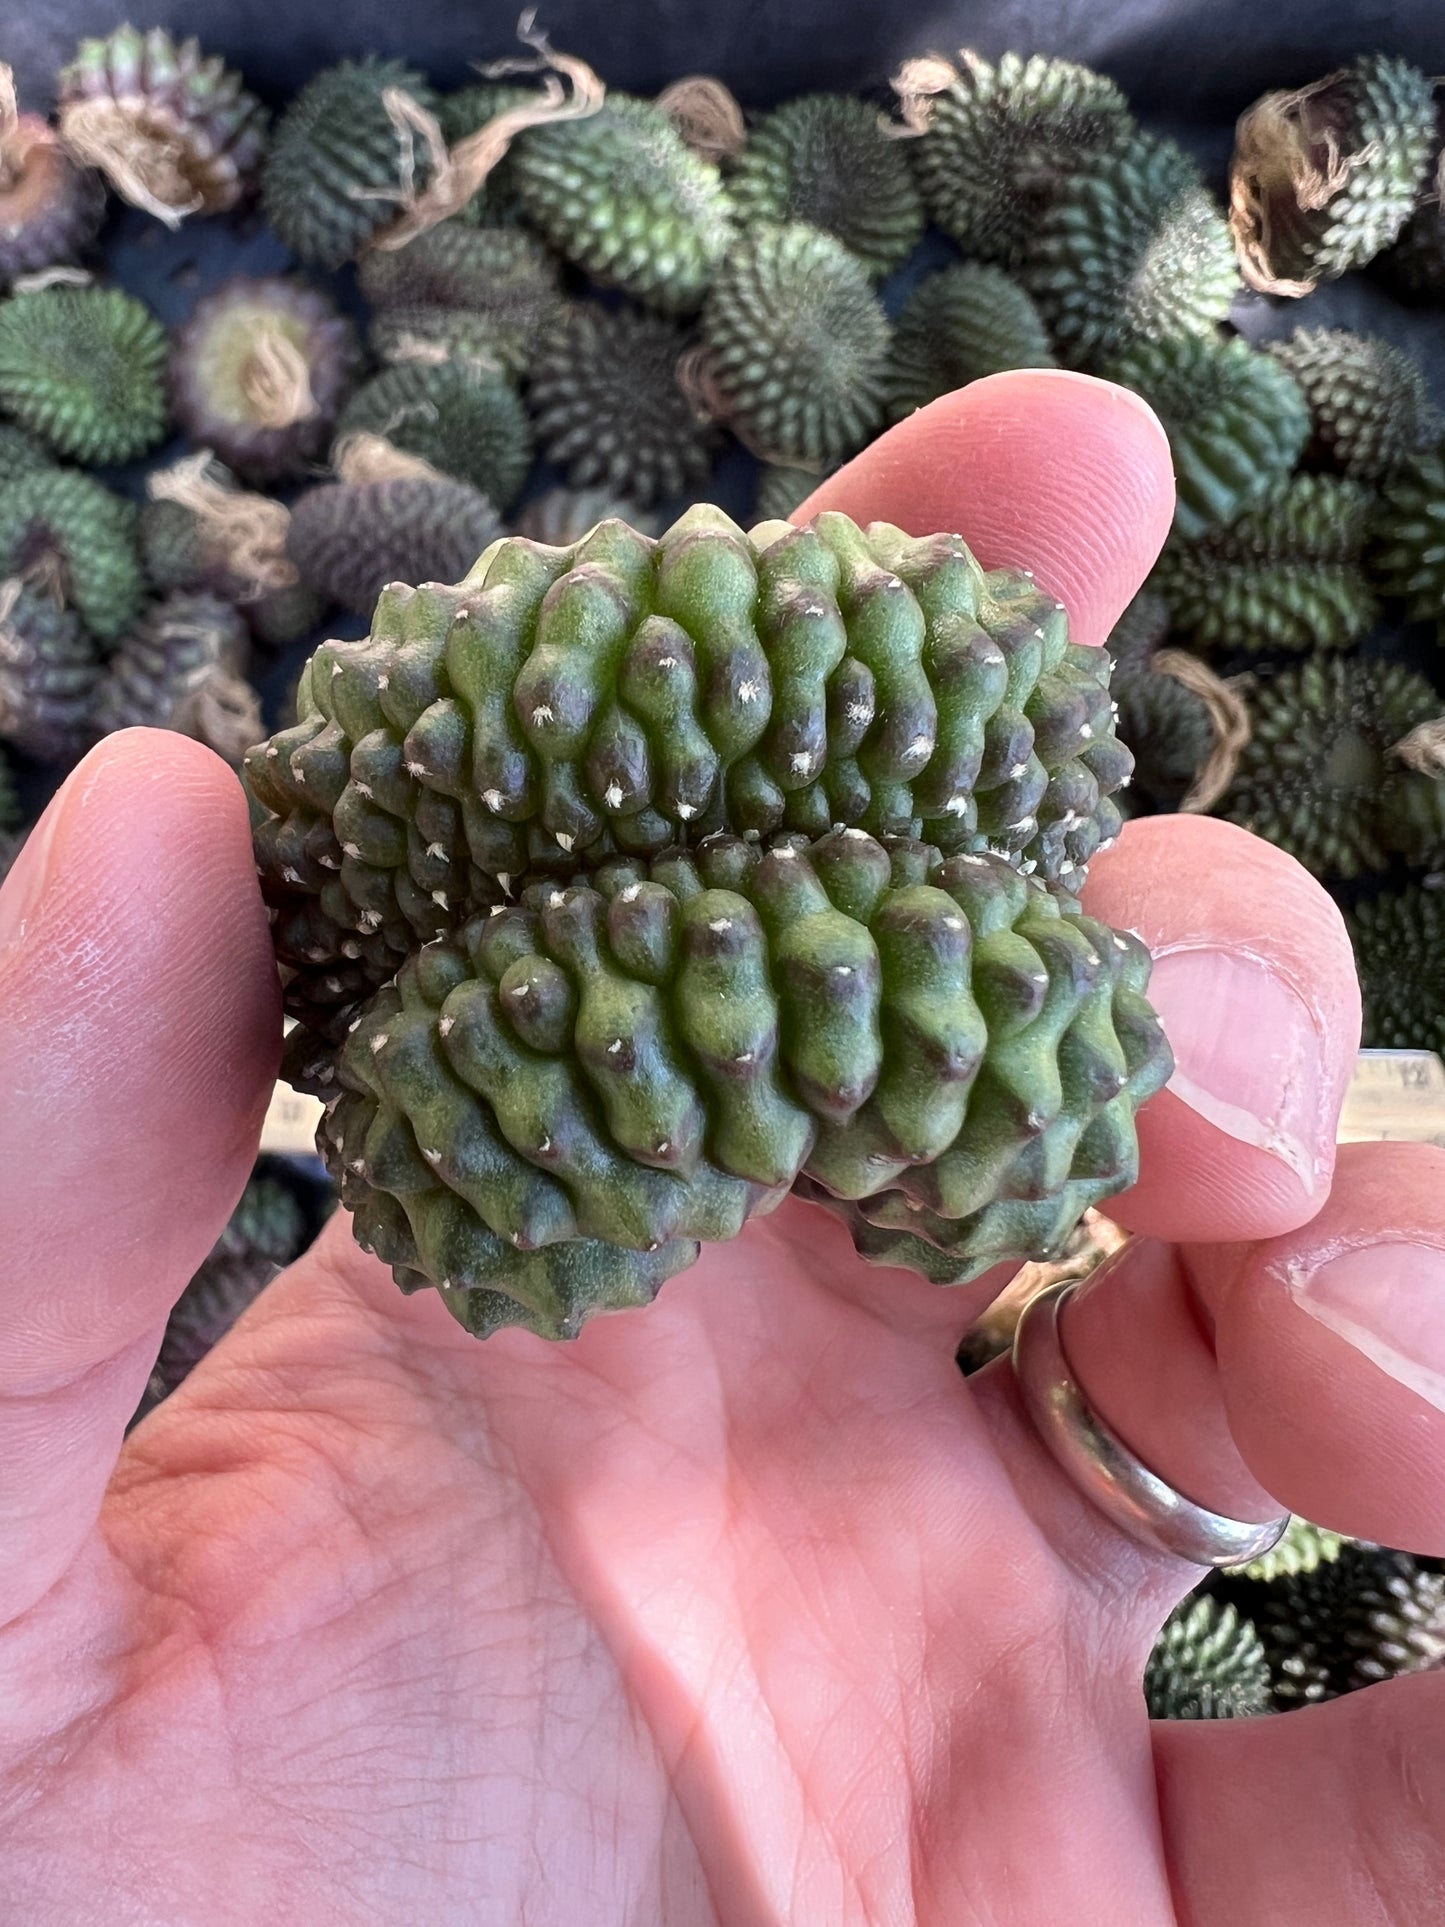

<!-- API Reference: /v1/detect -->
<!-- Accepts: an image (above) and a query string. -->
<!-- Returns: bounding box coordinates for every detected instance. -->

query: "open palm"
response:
[4,374,1444,1927]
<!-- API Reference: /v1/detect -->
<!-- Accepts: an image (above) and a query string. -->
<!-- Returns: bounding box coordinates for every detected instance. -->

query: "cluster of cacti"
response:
[246,503,1165,1331]
[1,25,1443,1150]
[1146,1529,1445,1720]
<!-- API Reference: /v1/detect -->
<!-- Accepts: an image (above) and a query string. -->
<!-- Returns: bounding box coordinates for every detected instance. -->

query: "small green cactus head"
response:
[0,285,169,466]
[885,264,1055,424]
[1022,134,1240,366]
[1350,887,1445,1055]
[1372,447,1445,642]
[1230,55,1438,292]
[1267,329,1440,484]
[0,466,144,643]
[528,304,718,510]
[907,49,1137,266]
[728,92,925,278]
[286,474,502,617]
[334,361,533,512]
[1144,1596,1272,1720]
[511,93,734,312]
[1096,335,1309,539]
[262,58,439,267]
[703,222,892,466]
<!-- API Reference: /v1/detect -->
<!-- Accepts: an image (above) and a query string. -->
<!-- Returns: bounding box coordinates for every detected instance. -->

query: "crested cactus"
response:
[318,829,1169,1334]
[246,506,1135,1041]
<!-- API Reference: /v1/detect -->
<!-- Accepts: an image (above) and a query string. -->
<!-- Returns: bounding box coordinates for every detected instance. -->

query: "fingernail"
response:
[1147,946,1330,1194]
[1290,1243,1445,1413]
[0,793,66,953]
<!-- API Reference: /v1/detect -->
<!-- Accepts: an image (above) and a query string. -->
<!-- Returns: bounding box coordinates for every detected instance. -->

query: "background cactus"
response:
[0,287,169,466]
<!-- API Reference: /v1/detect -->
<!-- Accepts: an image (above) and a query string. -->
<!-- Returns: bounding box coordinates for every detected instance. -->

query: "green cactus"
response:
[169,275,361,483]
[357,223,564,378]
[1150,476,1378,655]
[1223,657,1445,879]
[910,50,1136,268]
[0,425,56,491]
[245,577,329,651]
[1113,661,1216,812]
[1021,134,1240,366]
[0,582,100,763]
[434,83,536,225]
[246,507,1135,1039]
[1104,588,1171,678]
[0,96,105,284]
[0,467,144,644]
[57,23,267,220]
[1095,335,1310,539]
[1267,330,1440,484]
[262,59,439,268]
[1378,195,1445,300]
[727,93,924,277]
[703,223,892,464]
[1231,55,1437,291]
[1372,447,1445,642]
[884,264,1056,423]
[334,362,533,512]
[286,476,501,618]
[510,94,733,312]
[1144,1597,1273,1720]
[316,829,1168,1334]
[1245,1544,1445,1706]
[1350,887,1445,1054]
[0,286,168,466]
[528,304,718,509]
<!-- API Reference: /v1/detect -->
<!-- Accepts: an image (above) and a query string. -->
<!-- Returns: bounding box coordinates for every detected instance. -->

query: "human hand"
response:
[3,370,1442,1926]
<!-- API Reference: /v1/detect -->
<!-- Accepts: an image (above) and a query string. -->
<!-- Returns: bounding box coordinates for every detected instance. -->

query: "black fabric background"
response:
[9,1,1445,119]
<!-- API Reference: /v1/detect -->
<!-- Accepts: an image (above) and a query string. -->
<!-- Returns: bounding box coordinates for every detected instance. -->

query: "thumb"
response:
[0,731,278,1624]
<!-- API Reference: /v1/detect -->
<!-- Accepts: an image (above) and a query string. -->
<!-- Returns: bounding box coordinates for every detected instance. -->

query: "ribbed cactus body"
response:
[911,51,1136,267]
[247,507,1134,1037]
[1151,476,1378,655]
[1096,335,1309,539]
[728,93,924,277]
[0,583,100,762]
[1224,657,1444,878]
[1231,55,1437,290]
[262,59,437,267]
[1144,1598,1273,1720]
[321,830,1169,1334]
[0,467,143,644]
[0,286,169,466]
[58,23,267,219]
[511,95,733,311]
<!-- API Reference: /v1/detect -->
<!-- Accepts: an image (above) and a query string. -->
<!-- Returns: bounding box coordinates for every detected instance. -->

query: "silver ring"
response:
[1011,1280,1290,1568]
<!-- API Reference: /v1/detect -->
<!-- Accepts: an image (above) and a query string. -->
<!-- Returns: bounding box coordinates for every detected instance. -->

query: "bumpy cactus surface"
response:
[320,830,1169,1334]
[247,507,1134,1042]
